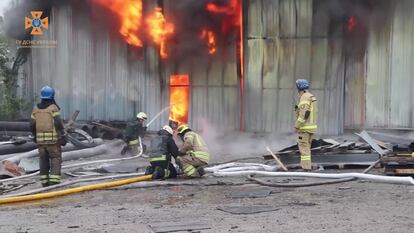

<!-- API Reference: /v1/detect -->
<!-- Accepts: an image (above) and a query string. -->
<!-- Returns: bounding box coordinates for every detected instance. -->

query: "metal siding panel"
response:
[223,87,239,130]
[190,87,208,130]
[278,39,295,88]
[262,0,279,37]
[389,0,414,128]
[366,23,391,127]
[310,39,327,89]
[295,38,311,79]
[279,0,297,37]
[262,89,278,132]
[276,89,295,132]
[344,57,366,128]
[296,0,312,37]
[262,40,278,88]
[247,0,263,37]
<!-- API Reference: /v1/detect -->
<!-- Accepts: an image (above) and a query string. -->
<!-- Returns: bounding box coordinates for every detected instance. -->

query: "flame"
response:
[169,75,190,124]
[146,7,175,59]
[348,16,357,32]
[93,0,143,47]
[200,29,217,54]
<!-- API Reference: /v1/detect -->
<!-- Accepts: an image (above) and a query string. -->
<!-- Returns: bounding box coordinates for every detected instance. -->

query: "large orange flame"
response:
[93,0,143,47]
[169,75,190,124]
[200,29,217,54]
[146,7,175,59]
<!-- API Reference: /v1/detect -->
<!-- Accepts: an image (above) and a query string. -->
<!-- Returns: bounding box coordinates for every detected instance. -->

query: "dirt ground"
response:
[1,170,414,233]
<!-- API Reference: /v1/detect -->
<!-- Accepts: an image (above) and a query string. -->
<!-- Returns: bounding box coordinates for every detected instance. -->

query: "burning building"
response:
[5,0,414,135]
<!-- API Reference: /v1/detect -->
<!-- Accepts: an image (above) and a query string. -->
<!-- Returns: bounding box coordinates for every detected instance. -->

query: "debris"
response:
[288,201,318,206]
[338,186,352,190]
[217,205,280,215]
[226,189,271,198]
[149,221,211,233]
[0,160,25,178]
[356,131,391,156]
[266,146,288,171]
[367,131,414,146]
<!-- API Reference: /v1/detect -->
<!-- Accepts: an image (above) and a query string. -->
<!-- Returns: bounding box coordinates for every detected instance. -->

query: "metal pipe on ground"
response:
[0,131,32,137]
[0,121,31,132]
[0,142,37,156]
[2,138,104,164]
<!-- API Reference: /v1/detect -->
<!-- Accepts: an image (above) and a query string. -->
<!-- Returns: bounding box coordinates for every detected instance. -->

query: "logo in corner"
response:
[25,11,49,35]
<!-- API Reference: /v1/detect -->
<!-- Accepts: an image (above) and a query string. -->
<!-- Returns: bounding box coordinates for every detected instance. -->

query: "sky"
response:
[0,0,12,17]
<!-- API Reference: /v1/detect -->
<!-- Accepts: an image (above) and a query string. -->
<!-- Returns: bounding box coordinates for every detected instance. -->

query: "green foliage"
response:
[0,34,28,120]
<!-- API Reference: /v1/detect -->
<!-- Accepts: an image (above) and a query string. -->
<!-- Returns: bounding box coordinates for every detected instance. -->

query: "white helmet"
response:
[162,125,173,135]
[136,112,148,120]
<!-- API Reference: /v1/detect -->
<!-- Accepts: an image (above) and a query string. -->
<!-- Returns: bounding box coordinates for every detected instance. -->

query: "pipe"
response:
[0,142,37,156]
[212,171,414,185]
[0,131,32,137]
[1,138,142,183]
[0,121,30,131]
[205,162,275,173]
[2,139,104,164]
[247,175,355,187]
[3,173,144,197]
[0,175,153,205]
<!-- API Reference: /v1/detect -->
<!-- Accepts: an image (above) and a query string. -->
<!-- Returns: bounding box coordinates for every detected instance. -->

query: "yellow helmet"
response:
[136,112,148,120]
[177,125,190,135]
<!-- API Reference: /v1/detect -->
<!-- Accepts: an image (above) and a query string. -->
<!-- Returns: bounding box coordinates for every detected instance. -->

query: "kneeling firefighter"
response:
[121,112,147,155]
[30,86,67,187]
[145,125,179,179]
[176,125,210,178]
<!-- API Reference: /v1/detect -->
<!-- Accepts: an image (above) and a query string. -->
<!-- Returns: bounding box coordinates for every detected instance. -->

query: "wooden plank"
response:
[395,169,414,175]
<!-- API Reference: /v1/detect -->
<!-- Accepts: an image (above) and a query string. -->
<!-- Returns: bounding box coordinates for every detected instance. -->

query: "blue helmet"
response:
[40,86,55,100]
[295,79,310,91]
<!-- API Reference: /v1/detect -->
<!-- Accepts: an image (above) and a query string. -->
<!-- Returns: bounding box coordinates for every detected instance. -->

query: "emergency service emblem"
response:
[25,11,49,35]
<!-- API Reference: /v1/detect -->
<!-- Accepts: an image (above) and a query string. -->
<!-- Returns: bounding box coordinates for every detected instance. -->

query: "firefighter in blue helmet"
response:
[30,86,66,187]
[294,79,318,171]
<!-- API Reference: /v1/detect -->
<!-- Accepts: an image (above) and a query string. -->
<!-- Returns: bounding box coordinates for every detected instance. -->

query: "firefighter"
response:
[145,125,179,179]
[121,112,148,155]
[30,86,66,187]
[294,79,318,171]
[176,125,209,178]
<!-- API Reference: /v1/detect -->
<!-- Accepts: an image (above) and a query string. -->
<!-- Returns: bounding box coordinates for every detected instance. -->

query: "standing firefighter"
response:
[30,86,66,187]
[294,79,318,171]
[145,125,179,179]
[176,125,209,178]
[121,112,147,155]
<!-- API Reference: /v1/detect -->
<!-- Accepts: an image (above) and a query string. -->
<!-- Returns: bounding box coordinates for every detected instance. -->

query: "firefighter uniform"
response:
[146,126,179,179]
[295,91,318,170]
[31,101,65,186]
[177,127,210,178]
[123,121,146,155]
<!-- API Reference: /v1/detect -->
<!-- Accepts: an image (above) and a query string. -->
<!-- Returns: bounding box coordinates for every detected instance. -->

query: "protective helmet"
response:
[40,86,55,100]
[177,125,190,135]
[136,112,148,120]
[162,125,173,135]
[295,79,310,91]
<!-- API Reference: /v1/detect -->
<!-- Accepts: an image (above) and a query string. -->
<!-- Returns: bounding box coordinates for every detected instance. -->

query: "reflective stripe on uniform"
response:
[297,118,306,123]
[40,175,49,183]
[52,112,60,117]
[49,175,61,182]
[301,155,311,161]
[183,165,197,176]
[299,125,317,130]
[36,131,58,142]
[150,155,167,162]
[128,139,139,145]
[191,151,209,162]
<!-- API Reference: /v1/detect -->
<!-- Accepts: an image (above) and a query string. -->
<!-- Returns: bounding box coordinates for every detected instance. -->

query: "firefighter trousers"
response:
[297,132,313,170]
[38,144,62,185]
[176,154,208,178]
[147,161,177,179]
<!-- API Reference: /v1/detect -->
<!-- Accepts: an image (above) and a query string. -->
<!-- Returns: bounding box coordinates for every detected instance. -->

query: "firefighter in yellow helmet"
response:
[30,86,66,187]
[121,112,148,155]
[294,79,318,171]
[176,125,209,177]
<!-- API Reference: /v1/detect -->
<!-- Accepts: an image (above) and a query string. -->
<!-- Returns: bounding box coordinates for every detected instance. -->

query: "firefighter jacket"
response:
[30,100,65,145]
[124,121,146,145]
[295,91,318,134]
[180,131,210,163]
[149,129,179,163]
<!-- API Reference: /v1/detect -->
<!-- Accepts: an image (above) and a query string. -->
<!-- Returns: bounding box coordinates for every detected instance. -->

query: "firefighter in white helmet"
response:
[121,112,148,155]
[176,125,209,178]
[145,125,180,179]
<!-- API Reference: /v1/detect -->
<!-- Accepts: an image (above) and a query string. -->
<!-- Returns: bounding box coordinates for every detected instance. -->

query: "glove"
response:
[294,105,298,111]
[60,135,67,146]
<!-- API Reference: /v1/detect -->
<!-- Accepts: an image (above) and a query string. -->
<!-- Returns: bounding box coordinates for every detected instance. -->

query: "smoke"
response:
[197,119,296,162]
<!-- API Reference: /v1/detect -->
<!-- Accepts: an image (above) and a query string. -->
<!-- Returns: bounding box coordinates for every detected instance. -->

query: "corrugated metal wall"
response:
[245,0,345,135]
[17,0,414,133]
[345,0,414,129]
